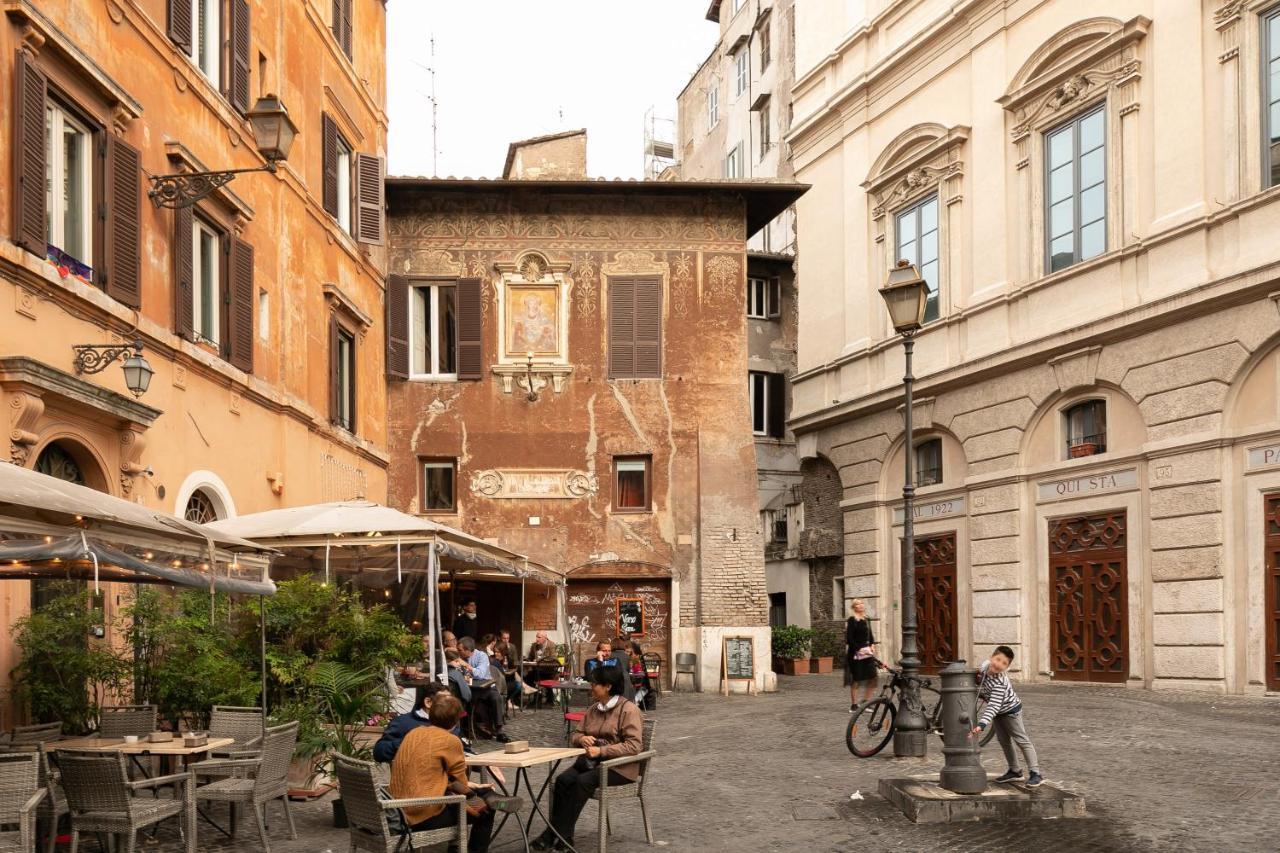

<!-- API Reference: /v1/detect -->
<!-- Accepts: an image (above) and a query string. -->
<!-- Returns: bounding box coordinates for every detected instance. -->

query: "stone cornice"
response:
[0,356,162,427]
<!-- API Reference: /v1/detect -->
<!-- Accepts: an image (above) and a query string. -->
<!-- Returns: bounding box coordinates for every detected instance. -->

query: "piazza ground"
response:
[138,674,1275,853]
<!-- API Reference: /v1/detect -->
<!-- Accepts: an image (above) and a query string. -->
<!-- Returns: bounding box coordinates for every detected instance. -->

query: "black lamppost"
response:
[879,260,930,758]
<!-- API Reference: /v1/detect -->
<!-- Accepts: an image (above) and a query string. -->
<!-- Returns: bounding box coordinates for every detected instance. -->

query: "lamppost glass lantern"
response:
[246,94,299,164]
[878,261,929,335]
[121,348,154,398]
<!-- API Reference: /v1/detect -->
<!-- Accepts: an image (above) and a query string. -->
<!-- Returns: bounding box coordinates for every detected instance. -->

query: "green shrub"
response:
[770,624,814,659]
[810,627,844,659]
[11,585,131,734]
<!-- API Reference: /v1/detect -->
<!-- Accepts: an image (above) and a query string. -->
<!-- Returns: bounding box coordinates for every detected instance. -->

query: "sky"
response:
[386,2,719,179]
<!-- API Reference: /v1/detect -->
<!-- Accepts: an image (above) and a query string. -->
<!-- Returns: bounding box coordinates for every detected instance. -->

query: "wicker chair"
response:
[207,706,264,758]
[2,743,68,853]
[589,718,657,853]
[189,721,298,852]
[333,753,466,853]
[0,751,45,853]
[58,748,194,853]
[97,705,157,739]
[8,721,63,748]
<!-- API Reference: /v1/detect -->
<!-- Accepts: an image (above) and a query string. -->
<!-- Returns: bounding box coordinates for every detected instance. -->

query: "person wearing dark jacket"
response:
[373,683,446,764]
[452,599,479,642]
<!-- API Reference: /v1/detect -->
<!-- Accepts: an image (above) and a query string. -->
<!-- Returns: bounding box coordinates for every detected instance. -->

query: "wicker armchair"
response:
[8,721,63,747]
[2,743,68,853]
[189,721,298,852]
[333,753,466,853]
[207,706,264,758]
[98,705,157,739]
[0,751,45,853]
[589,717,657,853]
[58,748,194,853]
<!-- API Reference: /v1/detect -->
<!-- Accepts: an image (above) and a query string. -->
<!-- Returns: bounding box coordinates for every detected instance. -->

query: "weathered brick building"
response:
[384,145,805,691]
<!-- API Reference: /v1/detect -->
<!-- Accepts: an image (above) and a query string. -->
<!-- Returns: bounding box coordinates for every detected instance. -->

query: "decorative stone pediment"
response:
[863,124,968,220]
[1000,16,1149,154]
[1048,345,1103,393]
[492,251,574,396]
[469,468,599,499]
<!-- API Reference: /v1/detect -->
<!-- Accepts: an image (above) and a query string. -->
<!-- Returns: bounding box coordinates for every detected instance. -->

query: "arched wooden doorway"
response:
[30,439,109,608]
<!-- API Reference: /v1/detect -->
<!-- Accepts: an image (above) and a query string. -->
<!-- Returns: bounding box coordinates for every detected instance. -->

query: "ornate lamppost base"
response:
[893,729,927,758]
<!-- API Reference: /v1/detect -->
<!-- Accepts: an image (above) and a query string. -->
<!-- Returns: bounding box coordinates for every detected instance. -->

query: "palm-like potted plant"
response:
[307,662,387,827]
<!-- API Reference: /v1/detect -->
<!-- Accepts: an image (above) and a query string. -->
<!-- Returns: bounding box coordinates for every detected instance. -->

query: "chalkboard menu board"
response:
[724,636,754,680]
[617,598,644,636]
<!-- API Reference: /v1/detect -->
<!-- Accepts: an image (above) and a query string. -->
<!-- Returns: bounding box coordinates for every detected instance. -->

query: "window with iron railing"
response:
[915,438,942,487]
[1064,399,1107,458]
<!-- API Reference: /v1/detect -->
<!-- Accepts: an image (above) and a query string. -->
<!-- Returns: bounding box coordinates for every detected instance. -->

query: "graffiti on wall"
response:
[568,613,595,645]
[566,582,670,647]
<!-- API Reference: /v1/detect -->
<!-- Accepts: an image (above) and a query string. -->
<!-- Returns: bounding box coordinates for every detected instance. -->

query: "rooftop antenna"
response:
[412,37,440,175]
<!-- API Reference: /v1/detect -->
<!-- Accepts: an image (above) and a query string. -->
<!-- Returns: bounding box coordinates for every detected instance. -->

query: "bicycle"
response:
[845,661,997,757]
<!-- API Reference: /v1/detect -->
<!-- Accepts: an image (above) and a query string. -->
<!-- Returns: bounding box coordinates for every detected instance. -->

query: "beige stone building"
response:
[674,0,830,633]
[788,0,1280,694]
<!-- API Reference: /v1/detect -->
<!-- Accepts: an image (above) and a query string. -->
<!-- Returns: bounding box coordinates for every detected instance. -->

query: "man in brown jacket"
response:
[532,666,644,851]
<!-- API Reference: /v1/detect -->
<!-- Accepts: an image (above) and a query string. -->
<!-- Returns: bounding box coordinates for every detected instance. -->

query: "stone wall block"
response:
[1153,645,1224,679]
[969,510,1019,540]
[1148,482,1222,519]
[1149,546,1222,581]
[946,398,1036,442]
[1152,612,1224,646]
[972,616,1020,644]
[969,483,1019,515]
[1146,449,1222,487]
[1150,513,1222,549]
[973,589,1020,618]
[1140,381,1229,427]
[844,530,877,555]
[1146,414,1223,443]
[972,562,1020,591]
[1151,578,1223,613]
[963,428,1024,463]
[1121,342,1247,399]
[970,535,1018,566]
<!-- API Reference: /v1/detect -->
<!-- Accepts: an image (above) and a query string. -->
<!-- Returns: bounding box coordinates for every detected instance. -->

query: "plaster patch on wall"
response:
[584,394,602,520]
[608,383,649,444]
[657,383,678,545]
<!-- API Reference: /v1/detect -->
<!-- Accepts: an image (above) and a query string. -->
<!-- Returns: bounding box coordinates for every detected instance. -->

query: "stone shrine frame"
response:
[492,251,574,395]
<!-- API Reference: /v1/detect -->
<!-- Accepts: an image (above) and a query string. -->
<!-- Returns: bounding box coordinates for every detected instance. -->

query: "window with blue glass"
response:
[1045,105,1106,273]
[1265,7,1280,187]
[894,195,939,324]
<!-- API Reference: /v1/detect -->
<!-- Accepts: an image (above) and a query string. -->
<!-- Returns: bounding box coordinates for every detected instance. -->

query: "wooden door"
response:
[1049,511,1128,682]
[913,533,958,674]
[1265,494,1280,692]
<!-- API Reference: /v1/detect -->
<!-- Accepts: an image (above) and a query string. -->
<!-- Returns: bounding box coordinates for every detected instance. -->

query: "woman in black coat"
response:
[845,598,878,711]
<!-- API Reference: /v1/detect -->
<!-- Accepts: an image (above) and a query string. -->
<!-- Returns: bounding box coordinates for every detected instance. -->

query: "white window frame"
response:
[336,327,355,431]
[1044,105,1107,273]
[45,102,93,266]
[747,276,779,319]
[734,49,749,97]
[759,101,771,156]
[421,459,457,512]
[409,282,458,380]
[192,217,221,345]
[1264,7,1280,187]
[336,136,353,234]
[894,194,940,324]
[748,370,769,435]
[190,0,222,85]
[257,289,269,341]
[724,142,743,178]
[707,83,719,130]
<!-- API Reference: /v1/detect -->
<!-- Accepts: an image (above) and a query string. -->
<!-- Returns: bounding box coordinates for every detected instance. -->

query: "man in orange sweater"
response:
[390,694,512,852]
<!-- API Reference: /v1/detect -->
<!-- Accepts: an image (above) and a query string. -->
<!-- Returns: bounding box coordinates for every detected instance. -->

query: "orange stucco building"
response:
[0,0,388,714]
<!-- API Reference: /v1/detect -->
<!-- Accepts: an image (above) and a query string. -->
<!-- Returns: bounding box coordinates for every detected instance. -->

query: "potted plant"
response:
[306,662,387,827]
[770,625,814,675]
[1069,441,1098,458]
[809,627,843,675]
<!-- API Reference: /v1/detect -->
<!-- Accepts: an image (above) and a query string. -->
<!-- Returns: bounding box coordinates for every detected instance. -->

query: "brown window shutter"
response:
[173,206,195,337]
[167,0,192,50]
[767,372,786,438]
[608,278,636,379]
[12,52,47,254]
[333,0,352,58]
[633,277,662,379]
[455,277,483,380]
[321,114,339,217]
[229,0,251,113]
[227,236,255,372]
[354,153,384,244]
[385,274,409,379]
[329,313,341,423]
[103,136,142,309]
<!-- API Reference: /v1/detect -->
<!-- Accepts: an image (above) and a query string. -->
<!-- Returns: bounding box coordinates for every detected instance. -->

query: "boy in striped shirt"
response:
[970,645,1043,787]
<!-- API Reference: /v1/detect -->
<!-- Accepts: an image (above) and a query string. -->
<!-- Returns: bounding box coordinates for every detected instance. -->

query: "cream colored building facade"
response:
[788,0,1280,694]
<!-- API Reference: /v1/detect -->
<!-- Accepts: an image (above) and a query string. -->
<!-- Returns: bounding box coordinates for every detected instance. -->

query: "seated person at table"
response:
[391,694,517,853]
[583,641,618,677]
[375,683,449,763]
[442,630,458,652]
[532,666,643,852]
[458,637,510,743]
[527,630,553,662]
[386,666,417,716]
[444,649,473,706]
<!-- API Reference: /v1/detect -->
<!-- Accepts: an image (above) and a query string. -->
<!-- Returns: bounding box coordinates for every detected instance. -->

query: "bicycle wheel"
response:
[921,686,944,740]
[846,698,896,757]
[975,700,998,746]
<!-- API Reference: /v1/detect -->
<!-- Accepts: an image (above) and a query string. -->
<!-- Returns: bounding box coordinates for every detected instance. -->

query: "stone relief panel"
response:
[469,468,599,499]
[669,251,695,318]
[704,254,741,303]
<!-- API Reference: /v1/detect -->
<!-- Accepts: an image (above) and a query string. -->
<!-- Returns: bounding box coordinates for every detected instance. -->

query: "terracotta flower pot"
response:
[781,657,810,676]
[1069,442,1098,458]
[810,656,834,674]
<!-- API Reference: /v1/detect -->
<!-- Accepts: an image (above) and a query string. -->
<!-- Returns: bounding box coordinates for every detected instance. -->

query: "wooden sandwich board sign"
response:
[721,635,756,695]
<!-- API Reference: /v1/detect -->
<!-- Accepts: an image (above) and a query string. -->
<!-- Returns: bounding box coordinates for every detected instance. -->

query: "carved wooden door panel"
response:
[1049,512,1128,682]
[1265,494,1280,692]
[913,533,958,674]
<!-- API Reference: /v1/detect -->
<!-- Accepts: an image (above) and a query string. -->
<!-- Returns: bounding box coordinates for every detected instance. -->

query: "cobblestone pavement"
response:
[129,674,1276,852]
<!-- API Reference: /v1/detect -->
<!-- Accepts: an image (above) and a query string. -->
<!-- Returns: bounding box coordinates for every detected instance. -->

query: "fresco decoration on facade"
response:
[403,248,463,277]
[391,194,743,253]
[465,252,493,324]
[468,468,599,499]
[573,252,599,319]
[704,254,741,303]
[506,287,559,356]
[669,251,694,318]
